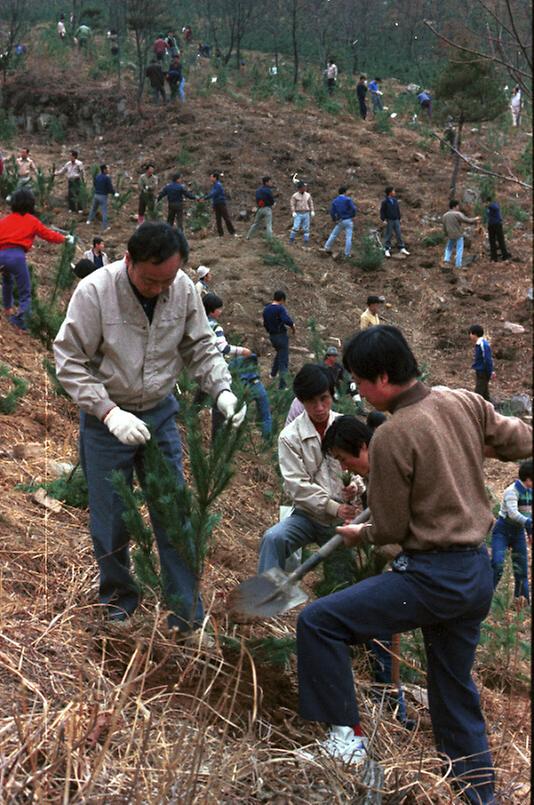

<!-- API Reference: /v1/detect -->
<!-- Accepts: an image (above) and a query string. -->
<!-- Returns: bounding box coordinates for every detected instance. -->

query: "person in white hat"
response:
[195,265,211,297]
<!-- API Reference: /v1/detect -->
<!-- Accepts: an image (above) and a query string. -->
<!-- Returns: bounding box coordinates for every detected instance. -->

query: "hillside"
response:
[0,50,532,803]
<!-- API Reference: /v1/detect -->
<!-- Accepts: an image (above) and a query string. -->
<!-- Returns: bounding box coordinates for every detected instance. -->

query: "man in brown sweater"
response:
[442,199,479,269]
[296,325,531,805]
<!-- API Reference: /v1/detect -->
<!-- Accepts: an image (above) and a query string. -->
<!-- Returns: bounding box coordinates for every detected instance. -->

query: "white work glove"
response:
[217,390,247,428]
[292,212,297,219]
[66,234,75,245]
[103,407,151,445]
[114,192,120,198]
[311,211,315,218]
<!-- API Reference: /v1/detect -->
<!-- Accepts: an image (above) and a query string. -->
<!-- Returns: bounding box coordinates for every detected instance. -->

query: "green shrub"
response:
[0,155,19,199]
[28,295,65,348]
[49,118,66,143]
[516,140,532,184]
[353,235,384,271]
[0,363,29,414]
[421,230,445,247]
[262,236,301,273]
[374,114,393,135]
[0,110,16,144]
[189,200,211,232]
[19,467,88,509]
[34,167,56,208]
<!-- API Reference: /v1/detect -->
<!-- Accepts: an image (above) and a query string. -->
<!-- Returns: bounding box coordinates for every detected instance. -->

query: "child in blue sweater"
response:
[468,324,494,401]
[491,460,532,605]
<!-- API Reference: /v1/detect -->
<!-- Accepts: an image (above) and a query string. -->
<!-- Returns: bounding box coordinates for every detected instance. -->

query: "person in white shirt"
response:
[55,150,85,212]
[82,236,109,268]
[510,85,522,126]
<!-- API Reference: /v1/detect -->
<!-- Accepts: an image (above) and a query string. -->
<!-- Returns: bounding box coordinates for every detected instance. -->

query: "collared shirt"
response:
[278,409,345,524]
[16,156,36,177]
[82,248,109,267]
[139,173,158,193]
[442,210,477,239]
[360,308,380,330]
[366,382,532,550]
[57,159,84,181]
[290,191,314,214]
[498,480,532,527]
[53,259,232,420]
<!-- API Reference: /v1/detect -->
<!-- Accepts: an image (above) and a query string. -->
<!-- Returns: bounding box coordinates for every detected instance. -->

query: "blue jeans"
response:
[178,78,186,101]
[325,218,353,256]
[384,219,405,250]
[88,193,109,228]
[371,92,383,112]
[258,509,335,573]
[297,547,495,804]
[269,332,289,388]
[0,246,30,329]
[491,517,530,600]
[290,212,311,242]
[444,236,464,268]
[79,394,203,630]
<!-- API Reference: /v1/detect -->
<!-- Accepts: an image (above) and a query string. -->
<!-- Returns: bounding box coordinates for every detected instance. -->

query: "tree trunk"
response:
[449,114,464,198]
[291,0,299,86]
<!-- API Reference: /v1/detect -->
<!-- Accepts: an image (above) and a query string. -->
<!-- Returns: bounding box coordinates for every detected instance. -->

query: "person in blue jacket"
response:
[323,186,357,257]
[468,324,495,401]
[380,186,410,258]
[484,195,511,262]
[158,173,197,230]
[202,171,237,237]
[86,165,119,230]
[417,90,432,121]
[246,176,275,239]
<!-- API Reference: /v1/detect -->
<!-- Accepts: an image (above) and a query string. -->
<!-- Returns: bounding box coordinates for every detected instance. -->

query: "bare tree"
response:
[126,0,169,102]
[0,0,30,83]
[424,0,532,96]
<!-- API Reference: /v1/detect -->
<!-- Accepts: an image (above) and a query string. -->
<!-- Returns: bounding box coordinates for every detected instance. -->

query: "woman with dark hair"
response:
[0,189,68,329]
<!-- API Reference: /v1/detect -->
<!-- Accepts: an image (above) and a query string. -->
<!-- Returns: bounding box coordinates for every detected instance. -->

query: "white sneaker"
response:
[384,249,391,258]
[85,220,91,225]
[400,248,410,255]
[297,726,368,765]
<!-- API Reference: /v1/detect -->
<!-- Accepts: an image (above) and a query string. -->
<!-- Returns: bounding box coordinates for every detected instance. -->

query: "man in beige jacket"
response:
[54,222,245,632]
[442,199,479,269]
[289,181,315,245]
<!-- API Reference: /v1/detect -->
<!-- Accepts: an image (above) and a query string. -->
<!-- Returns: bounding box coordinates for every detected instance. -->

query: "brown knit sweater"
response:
[367,382,532,550]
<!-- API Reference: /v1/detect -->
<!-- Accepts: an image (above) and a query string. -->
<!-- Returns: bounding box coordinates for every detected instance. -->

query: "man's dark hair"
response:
[172,172,181,181]
[293,364,334,402]
[468,324,484,337]
[374,76,381,81]
[203,292,223,315]
[93,236,103,247]
[210,171,220,180]
[385,186,394,196]
[71,150,78,158]
[100,164,107,173]
[127,222,189,265]
[367,294,384,306]
[359,75,366,80]
[343,325,419,384]
[449,199,459,209]
[73,258,98,279]
[366,411,387,430]
[484,194,494,203]
[322,415,372,457]
[338,186,348,195]
[10,188,36,215]
[518,459,533,483]
[262,175,271,184]
[146,163,155,170]
[297,180,305,189]
[273,289,286,302]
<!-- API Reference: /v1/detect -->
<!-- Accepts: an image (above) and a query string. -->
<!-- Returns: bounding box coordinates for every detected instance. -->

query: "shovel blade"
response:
[228,567,308,617]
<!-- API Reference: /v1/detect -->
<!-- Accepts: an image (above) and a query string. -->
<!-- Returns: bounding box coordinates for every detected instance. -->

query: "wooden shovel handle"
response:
[286,508,371,584]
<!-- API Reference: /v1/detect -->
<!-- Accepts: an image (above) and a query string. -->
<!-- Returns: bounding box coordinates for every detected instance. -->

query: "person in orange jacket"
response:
[0,189,69,329]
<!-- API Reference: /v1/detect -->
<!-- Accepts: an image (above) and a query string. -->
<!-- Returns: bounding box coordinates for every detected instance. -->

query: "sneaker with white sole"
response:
[297,726,368,765]
[400,248,410,255]
[384,249,391,258]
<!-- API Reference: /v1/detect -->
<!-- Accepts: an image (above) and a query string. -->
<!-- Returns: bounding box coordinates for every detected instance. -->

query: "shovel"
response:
[229,508,370,618]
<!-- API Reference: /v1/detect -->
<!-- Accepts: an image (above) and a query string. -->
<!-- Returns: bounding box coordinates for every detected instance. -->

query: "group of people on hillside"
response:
[0,183,530,804]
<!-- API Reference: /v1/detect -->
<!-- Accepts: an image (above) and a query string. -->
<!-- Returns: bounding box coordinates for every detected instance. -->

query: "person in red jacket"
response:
[0,189,68,330]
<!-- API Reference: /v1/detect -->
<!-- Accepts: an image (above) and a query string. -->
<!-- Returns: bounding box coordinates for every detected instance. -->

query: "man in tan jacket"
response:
[442,199,479,268]
[289,181,315,245]
[54,222,245,632]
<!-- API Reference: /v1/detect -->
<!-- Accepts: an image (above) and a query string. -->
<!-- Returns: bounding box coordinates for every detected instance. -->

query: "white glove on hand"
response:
[311,211,315,218]
[114,192,120,198]
[292,212,297,219]
[217,390,247,428]
[66,234,75,245]
[103,407,151,445]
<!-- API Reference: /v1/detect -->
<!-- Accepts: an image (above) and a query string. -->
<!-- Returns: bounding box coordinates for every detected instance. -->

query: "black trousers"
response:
[475,370,491,401]
[488,223,509,260]
[358,99,367,119]
[167,203,184,230]
[213,203,235,236]
[68,178,81,211]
